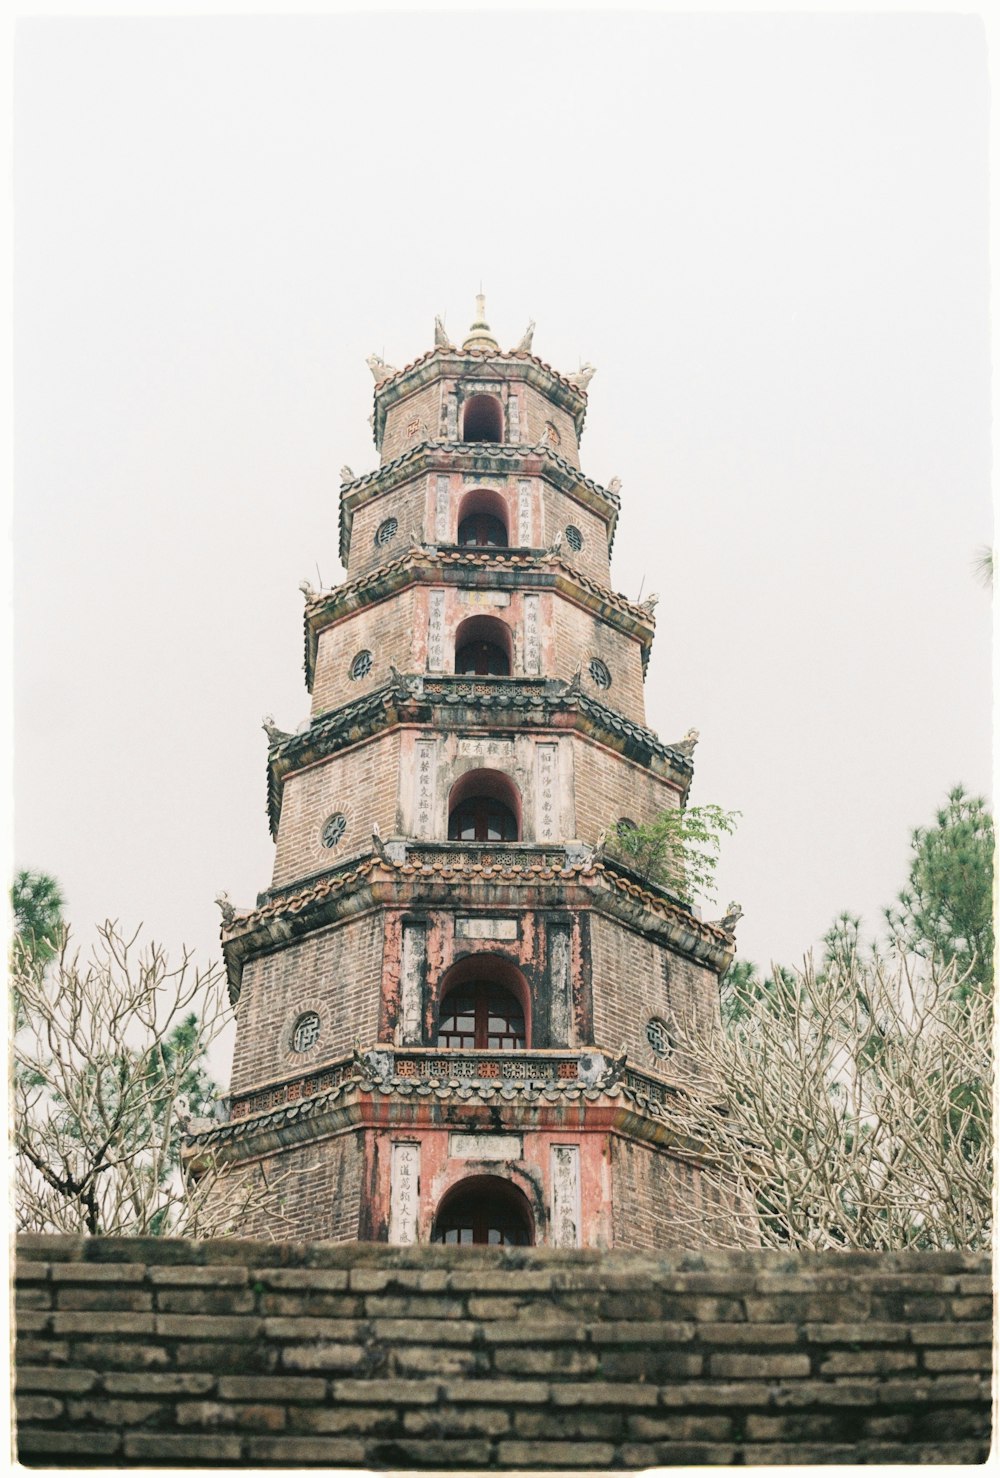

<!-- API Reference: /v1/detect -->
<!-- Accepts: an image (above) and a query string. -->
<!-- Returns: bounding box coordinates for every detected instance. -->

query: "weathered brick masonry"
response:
[15,1237,992,1468]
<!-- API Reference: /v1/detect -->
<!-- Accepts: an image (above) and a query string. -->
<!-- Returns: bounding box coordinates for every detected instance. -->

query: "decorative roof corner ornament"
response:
[606,475,622,496]
[567,362,597,391]
[433,315,455,350]
[214,891,237,927]
[535,423,554,450]
[340,465,354,483]
[547,533,563,557]
[298,579,316,601]
[262,714,294,747]
[514,319,535,353]
[352,1039,392,1089]
[639,592,659,615]
[461,293,499,352]
[371,822,390,864]
[595,1044,628,1091]
[674,727,700,758]
[388,663,415,698]
[564,662,583,698]
[366,353,398,385]
[714,902,744,938]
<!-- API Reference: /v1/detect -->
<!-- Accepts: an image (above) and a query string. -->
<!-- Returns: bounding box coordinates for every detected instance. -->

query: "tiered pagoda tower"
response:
[194,301,741,1249]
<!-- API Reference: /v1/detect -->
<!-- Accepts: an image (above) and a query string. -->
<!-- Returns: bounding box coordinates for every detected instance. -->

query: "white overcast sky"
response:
[13,9,993,1063]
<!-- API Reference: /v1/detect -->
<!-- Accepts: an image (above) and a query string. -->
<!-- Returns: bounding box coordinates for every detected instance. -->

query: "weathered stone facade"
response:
[14,1237,992,1468]
[196,302,743,1247]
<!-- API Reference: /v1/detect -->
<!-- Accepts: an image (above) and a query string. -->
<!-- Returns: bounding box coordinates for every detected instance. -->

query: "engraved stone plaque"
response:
[523,594,540,674]
[518,479,532,546]
[456,917,518,940]
[458,589,510,607]
[389,1142,420,1244]
[450,1133,524,1161]
[551,1144,581,1248]
[547,923,573,1046]
[535,743,558,841]
[435,475,450,541]
[457,738,515,758]
[414,739,438,838]
[427,590,446,671]
[399,923,426,1045]
[508,396,521,444]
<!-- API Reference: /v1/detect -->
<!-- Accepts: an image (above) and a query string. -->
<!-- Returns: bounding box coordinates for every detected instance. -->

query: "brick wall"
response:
[379,382,442,463]
[572,738,679,845]
[539,481,611,584]
[15,1238,991,1467]
[311,589,418,715]
[589,912,720,1072]
[229,914,385,1095]
[272,730,402,887]
[552,599,647,726]
[519,383,580,466]
[345,479,428,578]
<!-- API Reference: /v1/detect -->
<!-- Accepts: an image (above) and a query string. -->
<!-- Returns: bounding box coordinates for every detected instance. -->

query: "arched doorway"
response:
[431,1175,534,1246]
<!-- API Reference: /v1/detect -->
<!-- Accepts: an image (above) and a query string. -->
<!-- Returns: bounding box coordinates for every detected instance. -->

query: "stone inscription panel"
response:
[524,594,540,674]
[450,1132,524,1161]
[551,1144,581,1248]
[518,479,532,546]
[389,1142,420,1245]
[414,739,438,837]
[435,475,450,541]
[458,589,510,607]
[535,743,558,841]
[456,917,518,940]
[458,738,515,758]
[547,923,573,1046]
[399,923,426,1046]
[427,590,445,671]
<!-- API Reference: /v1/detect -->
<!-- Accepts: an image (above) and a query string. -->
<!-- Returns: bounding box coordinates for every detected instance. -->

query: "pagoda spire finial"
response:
[462,291,499,352]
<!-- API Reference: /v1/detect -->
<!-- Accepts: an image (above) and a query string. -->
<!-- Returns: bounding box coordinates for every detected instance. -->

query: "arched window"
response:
[435,952,531,1049]
[456,487,509,548]
[458,512,508,547]
[462,394,504,444]
[432,1176,534,1246]
[449,797,518,841]
[437,980,525,1050]
[448,769,521,842]
[454,615,512,677]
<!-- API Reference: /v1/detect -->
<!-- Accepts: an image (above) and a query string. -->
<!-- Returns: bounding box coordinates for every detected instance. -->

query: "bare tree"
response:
[661,945,992,1251]
[13,921,290,1238]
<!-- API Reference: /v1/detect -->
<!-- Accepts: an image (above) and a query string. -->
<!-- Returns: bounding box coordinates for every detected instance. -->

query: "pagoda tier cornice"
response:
[368,348,589,451]
[219,846,733,1002]
[304,547,653,691]
[339,441,620,564]
[184,1052,720,1169]
[267,677,694,836]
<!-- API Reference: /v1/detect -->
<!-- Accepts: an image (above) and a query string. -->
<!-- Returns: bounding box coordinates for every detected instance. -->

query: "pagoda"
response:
[192,301,741,1248]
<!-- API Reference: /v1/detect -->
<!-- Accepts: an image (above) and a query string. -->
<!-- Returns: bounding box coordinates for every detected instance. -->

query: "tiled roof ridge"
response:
[221,847,726,946]
[340,440,618,508]
[369,346,587,399]
[186,1071,677,1153]
[304,545,648,626]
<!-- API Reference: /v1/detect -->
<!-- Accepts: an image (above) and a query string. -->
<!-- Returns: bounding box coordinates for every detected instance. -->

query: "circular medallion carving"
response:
[349,649,373,680]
